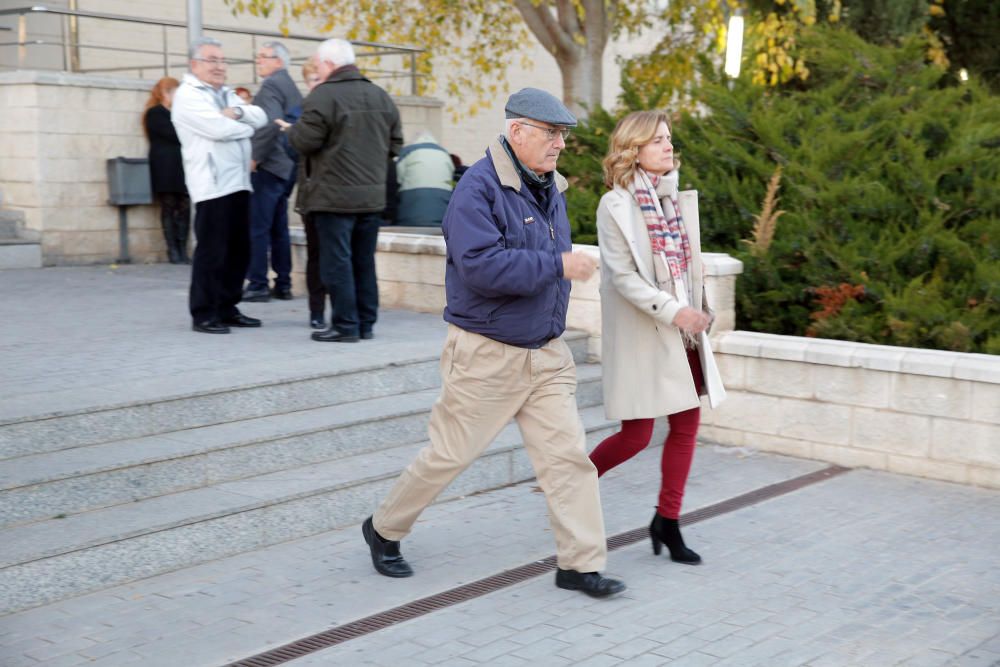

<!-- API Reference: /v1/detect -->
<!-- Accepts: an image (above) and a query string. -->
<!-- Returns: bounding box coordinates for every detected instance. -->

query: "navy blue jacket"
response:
[442,138,572,348]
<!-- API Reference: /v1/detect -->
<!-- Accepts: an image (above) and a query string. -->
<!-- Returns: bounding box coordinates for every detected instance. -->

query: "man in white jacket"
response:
[172,37,267,334]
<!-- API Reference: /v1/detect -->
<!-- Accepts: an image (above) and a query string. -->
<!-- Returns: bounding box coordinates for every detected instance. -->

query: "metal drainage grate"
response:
[225,464,849,666]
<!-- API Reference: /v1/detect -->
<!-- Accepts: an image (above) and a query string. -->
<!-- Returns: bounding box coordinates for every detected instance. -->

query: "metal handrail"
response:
[0,4,424,93]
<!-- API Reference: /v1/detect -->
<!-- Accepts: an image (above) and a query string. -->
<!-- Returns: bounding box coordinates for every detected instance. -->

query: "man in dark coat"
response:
[287,38,403,342]
[244,41,303,302]
[361,88,626,599]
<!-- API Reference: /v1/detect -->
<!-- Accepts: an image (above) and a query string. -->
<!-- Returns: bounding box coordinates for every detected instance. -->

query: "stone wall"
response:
[0,70,443,265]
[0,71,159,265]
[290,230,743,361]
[292,230,1000,490]
[702,332,1000,490]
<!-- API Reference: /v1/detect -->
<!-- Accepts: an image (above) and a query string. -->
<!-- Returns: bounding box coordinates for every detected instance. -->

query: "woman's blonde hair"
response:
[602,110,679,190]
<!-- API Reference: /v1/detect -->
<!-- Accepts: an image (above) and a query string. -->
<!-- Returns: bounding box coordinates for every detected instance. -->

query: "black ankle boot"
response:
[163,216,187,264]
[176,215,191,264]
[650,513,701,565]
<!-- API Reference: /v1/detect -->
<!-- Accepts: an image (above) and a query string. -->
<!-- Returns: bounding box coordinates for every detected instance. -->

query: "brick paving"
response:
[287,466,1000,667]
[1,266,998,666]
[1,440,997,666]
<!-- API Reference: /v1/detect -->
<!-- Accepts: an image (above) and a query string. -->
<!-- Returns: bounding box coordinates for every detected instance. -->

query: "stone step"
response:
[0,404,620,614]
[0,356,439,459]
[0,209,26,239]
[0,208,40,242]
[0,364,604,528]
[0,239,42,269]
[0,331,590,457]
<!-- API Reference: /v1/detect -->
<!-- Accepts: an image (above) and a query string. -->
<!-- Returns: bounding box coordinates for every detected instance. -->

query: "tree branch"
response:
[512,0,577,56]
[555,0,581,39]
[582,0,610,50]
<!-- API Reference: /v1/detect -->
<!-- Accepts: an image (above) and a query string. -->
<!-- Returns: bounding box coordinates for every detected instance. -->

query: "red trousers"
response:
[589,348,704,519]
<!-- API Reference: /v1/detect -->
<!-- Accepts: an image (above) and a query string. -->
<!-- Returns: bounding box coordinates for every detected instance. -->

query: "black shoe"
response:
[650,513,701,564]
[555,569,626,598]
[360,330,374,340]
[362,516,413,578]
[242,287,270,302]
[311,328,359,343]
[222,311,262,328]
[310,314,326,330]
[271,286,293,300]
[192,320,230,334]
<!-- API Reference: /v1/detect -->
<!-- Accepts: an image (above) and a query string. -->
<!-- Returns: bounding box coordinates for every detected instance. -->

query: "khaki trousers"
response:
[373,324,608,572]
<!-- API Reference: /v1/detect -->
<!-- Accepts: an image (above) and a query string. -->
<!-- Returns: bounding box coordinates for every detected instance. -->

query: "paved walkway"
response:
[1,266,999,666]
[0,264,447,423]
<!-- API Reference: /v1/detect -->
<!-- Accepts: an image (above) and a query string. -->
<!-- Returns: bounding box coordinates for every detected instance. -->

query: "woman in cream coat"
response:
[589,110,725,564]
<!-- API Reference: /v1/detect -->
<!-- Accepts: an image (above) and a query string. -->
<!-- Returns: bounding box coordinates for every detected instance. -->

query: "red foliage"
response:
[809,283,866,322]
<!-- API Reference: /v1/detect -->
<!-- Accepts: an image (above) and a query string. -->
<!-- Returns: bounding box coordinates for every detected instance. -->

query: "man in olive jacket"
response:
[288,38,403,342]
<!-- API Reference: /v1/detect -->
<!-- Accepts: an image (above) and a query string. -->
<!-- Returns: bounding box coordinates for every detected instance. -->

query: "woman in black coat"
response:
[143,77,190,264]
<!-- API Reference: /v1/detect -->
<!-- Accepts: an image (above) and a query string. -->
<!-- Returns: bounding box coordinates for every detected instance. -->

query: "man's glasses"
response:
[193,57,228,66]
[255,54,281,60]
[518,121,572,142]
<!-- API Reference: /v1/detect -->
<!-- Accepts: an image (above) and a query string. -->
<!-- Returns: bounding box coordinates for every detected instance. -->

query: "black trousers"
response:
[189,191,251,323]
[303,214,327,317]
[314,212,381,336]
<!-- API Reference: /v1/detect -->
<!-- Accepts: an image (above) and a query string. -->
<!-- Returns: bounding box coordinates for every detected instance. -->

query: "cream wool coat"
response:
[597,182,725,421]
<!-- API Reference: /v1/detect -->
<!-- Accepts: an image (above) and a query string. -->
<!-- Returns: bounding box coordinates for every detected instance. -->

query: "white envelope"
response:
[698,330,727,408]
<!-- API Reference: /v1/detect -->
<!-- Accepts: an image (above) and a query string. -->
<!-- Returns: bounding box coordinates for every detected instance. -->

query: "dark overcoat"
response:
[144,104,186,194]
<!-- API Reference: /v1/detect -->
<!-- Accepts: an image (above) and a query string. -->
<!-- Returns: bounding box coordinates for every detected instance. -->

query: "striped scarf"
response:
[632,170,691,290]
[631,169,696,347]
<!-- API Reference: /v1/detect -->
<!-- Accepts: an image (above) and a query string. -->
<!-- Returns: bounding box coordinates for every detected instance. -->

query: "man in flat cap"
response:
[362,88,625,598]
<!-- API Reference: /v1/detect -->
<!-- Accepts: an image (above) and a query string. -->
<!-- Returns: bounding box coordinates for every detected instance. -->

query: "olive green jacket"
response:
[289,65,403,214]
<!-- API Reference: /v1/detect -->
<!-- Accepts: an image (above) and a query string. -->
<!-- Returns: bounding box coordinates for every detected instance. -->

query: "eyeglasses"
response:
[255,54,280,60]
[193,57,228,66]
[518,121,571,142]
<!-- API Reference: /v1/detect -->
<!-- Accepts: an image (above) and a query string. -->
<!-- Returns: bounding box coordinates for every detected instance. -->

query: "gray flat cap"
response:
[504,87,577,127]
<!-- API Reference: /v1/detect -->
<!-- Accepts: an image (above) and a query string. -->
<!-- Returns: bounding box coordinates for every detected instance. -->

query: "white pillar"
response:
[187,0,203,48]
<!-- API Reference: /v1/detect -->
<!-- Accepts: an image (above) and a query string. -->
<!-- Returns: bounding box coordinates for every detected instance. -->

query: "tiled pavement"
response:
[292,465,1000,667]
[1,266,999,666]
[0,264,447,424]
[3,441,998,667]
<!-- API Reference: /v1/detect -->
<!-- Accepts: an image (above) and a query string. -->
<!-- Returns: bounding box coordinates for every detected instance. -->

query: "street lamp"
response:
[724,12,744,79]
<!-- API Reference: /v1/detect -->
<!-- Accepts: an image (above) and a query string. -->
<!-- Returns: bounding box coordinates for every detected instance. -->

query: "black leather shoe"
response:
[310,315,326,330]
[271,286,293,300]
[192,320,230,334]
[311,328,359,343]
[222,311,262,328]
[360,331,374,340]
[555,569,626,598]
[362,516,413,578]
[242,287,270,302]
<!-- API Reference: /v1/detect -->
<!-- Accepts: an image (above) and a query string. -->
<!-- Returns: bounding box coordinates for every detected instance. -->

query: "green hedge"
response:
[560,27,1000,354]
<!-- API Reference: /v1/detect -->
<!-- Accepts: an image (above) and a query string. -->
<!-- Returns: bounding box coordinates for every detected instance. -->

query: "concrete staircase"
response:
[0,332,615,614]
[0,208,42,269]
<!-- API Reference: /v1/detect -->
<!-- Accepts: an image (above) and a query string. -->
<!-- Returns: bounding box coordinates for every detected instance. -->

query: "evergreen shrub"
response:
[560,27,1000,354]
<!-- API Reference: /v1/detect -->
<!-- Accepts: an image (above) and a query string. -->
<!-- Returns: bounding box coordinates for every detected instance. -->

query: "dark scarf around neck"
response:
[499,136,553,191]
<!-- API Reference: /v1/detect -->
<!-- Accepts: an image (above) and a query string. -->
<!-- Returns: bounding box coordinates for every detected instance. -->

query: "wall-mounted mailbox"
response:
[106,157,153,263]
